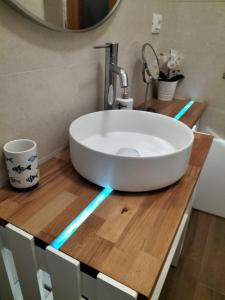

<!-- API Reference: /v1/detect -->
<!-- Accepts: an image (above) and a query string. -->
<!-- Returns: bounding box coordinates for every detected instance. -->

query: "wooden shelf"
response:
[136,99,207,128]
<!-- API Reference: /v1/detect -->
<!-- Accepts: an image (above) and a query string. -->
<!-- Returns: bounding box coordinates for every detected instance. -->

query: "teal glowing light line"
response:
[51,187,113,250]
[174,100,194,120]
[51,101,194,250]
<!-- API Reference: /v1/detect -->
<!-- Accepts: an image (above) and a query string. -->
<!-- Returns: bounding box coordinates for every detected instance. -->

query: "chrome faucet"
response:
[94,43,128,110]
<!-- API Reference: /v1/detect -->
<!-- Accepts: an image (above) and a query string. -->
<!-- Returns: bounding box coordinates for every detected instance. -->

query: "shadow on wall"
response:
[0,1,116,52]
[0,146,8,187]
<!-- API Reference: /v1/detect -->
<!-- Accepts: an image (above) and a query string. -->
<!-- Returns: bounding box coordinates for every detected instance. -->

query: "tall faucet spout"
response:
[111,64,128,88]
[94,43,129,109]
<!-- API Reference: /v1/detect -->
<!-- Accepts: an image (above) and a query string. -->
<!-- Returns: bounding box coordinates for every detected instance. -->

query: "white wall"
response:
[17,0,45,19]
[158,0,225,139]
[157,0,225,216]
[0,0,161,185]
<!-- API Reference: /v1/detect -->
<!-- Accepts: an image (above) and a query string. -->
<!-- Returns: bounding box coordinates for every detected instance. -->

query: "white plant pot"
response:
[158,80,178,101]
[3,139,39,190]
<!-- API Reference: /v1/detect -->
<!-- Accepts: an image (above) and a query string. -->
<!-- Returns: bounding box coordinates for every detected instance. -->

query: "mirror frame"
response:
[4,0,122,32]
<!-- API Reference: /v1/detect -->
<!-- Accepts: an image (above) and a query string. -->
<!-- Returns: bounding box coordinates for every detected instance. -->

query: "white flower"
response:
[167,49,184,70]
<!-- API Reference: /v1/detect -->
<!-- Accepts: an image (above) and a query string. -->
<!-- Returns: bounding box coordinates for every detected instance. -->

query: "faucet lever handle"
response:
[93,43,111,49]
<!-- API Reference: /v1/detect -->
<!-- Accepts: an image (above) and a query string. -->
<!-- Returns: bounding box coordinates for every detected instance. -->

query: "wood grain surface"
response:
[137,99,207,128]
[60,133,213,297]
[0,100,210,297]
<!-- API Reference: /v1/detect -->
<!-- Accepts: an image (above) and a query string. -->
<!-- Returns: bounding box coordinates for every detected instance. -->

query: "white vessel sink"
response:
[69,110,194,192]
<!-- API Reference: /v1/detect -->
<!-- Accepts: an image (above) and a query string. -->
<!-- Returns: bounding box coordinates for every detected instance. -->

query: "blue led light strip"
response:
[51,101,194,250]
[174,100,194,120]
[51,187,113,250]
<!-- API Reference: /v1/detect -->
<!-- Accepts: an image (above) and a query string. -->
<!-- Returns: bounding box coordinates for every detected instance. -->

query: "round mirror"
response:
[5,0,121,31]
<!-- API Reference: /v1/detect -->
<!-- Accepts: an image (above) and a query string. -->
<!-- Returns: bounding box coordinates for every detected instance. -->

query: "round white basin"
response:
[69,110,194,192]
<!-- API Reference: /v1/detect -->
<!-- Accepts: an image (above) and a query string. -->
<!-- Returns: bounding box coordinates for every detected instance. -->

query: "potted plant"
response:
[158,49,184,101]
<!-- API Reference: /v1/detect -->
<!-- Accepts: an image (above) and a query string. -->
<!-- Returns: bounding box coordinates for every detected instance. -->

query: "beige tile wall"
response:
[0,0,161,185]
[158,0,225,138]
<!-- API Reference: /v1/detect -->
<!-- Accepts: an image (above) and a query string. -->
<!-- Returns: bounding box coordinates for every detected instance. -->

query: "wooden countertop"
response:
[137,98,207,128]
[0,100,211,298]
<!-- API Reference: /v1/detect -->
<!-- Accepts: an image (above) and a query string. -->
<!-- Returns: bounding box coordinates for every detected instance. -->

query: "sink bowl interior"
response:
[73,110,193,157]
[69,110,194,192]
[83,132,177,158]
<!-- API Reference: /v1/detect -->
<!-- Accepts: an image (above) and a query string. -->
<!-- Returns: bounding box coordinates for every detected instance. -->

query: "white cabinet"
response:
[194,138,225,218]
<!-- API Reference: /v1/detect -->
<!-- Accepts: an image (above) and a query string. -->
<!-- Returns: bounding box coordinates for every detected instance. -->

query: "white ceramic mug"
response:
[3,139,39,189]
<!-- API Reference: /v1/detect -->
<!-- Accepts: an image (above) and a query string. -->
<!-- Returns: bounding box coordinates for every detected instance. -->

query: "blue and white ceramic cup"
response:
[3,139,39,189]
